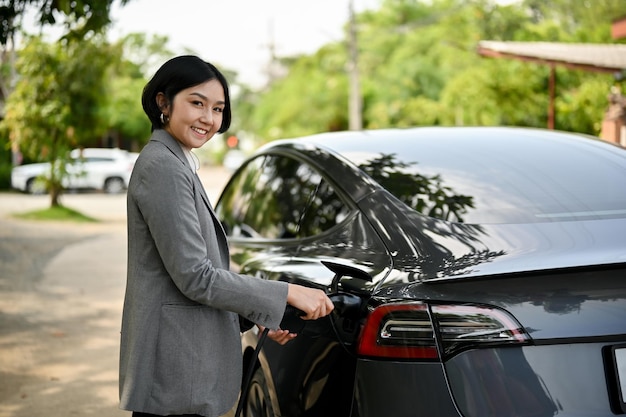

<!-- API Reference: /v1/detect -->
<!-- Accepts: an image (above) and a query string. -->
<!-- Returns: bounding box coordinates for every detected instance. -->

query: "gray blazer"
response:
[119,130,288,416]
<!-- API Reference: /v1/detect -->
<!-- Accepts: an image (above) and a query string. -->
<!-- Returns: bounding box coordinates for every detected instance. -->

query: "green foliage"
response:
[0,0,130,45]
[0,1,167,195]
[556,76,613,134]
[250,45,350,141]
[522,0,623,42]
[2,0,623,177]
[104,75,150,142]
[2,35,114,204]
[241,0,624,143]
[98,33,178,149]
[5,36,113,155]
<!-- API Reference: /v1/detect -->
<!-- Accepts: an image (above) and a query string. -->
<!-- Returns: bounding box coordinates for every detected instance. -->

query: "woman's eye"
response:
[214,107,224,113]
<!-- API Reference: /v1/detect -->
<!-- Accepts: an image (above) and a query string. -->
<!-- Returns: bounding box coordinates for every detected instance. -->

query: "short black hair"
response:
[141,55,232,133]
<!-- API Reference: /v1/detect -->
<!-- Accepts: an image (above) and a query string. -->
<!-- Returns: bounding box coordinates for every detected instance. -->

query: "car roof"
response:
[264,126,621,162]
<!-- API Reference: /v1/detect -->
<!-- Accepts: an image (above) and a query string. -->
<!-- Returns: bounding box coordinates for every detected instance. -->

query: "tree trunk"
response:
[50,186,62,207]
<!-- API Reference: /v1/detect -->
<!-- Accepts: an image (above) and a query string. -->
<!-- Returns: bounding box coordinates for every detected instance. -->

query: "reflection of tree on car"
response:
[359,153,474,222]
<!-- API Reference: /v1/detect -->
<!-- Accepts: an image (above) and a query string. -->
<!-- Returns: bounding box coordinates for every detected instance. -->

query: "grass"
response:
[14,205,98,223]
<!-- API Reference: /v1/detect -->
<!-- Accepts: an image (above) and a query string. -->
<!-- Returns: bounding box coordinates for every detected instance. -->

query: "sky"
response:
[109,0,382,88]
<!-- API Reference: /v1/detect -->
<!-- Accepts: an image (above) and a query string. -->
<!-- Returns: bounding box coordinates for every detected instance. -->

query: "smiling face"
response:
[157,79,226,149]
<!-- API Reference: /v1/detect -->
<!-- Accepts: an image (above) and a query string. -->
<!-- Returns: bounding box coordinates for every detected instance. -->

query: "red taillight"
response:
[357,303,439,359]
[357,302,529,360]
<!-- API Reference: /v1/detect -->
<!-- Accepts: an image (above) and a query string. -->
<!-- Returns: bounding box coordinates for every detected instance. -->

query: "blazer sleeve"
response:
[131,148,288,330]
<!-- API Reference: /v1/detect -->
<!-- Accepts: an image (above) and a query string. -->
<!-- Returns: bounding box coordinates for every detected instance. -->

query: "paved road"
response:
[0,166,232,417]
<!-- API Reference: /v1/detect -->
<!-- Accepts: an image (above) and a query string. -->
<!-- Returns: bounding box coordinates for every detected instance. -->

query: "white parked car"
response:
[11,148,139,194]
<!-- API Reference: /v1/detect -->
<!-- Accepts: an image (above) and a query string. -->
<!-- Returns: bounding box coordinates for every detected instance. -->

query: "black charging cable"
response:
[234,326,270,417]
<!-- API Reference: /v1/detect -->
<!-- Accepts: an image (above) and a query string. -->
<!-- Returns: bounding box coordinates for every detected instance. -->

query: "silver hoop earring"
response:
[160,113,168,125]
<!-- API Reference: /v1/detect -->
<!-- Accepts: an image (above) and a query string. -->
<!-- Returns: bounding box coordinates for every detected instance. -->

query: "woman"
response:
[119,55,333,417]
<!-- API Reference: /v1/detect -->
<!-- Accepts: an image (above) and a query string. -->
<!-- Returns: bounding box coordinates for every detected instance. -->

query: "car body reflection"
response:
[215,127,626,417]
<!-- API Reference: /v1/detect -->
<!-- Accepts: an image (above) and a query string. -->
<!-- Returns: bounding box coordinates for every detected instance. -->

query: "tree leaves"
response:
[0,0,131,45]
[244,0,623,143]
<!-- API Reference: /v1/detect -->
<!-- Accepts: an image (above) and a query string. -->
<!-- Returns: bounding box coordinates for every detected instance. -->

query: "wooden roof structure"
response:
[477,41,626,75]
[476,40,626,129]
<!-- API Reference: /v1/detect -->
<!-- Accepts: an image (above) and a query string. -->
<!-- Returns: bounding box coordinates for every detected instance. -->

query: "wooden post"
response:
[548,65,555,130]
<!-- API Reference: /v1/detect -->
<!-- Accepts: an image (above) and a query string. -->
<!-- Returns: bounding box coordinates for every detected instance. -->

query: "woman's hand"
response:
[286,284,334,320]
[258,325,297,345]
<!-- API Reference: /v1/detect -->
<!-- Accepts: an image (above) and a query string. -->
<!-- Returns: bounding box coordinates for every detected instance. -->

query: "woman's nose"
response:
[200,109,214,125]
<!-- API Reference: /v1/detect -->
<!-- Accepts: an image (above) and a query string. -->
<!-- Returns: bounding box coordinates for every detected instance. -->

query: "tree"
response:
[0,0,130,46]
[3,35,115,206]
[1,0,130,108]
[103,33,175,149]
[240,0,623,141]
[0,0,134,192]
[249,45,350,142]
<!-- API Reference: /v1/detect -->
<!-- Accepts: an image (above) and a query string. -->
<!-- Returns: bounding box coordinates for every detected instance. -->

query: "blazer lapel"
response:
[150,130,231,265]
[194,173,231,266]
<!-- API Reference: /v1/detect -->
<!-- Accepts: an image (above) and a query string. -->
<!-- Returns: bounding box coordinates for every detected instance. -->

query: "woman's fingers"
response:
[286,284,334,320]
[267,328,297,345]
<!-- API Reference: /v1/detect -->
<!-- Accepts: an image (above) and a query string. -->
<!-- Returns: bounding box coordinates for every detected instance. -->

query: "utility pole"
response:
[347,0,363,130]
[263,18,287,89]
[265,19,278,87]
